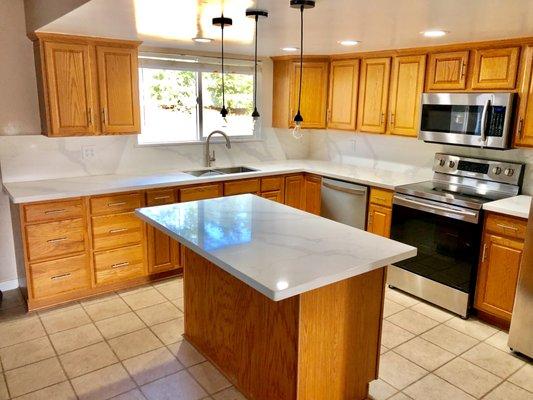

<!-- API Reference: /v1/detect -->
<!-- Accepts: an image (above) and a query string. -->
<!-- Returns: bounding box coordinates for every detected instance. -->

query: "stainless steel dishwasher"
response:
[320,178,368,229]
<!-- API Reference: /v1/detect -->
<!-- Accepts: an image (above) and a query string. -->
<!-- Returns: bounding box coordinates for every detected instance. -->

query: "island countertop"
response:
[135,194,417,301]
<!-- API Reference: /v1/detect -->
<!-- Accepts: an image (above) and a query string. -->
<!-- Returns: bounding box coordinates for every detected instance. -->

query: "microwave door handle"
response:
[480,99,490,143]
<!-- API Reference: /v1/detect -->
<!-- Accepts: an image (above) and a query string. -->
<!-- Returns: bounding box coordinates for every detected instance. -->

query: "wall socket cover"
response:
[82,145,96,160]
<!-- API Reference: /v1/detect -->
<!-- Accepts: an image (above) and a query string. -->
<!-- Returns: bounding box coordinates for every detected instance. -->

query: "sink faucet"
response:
[206,130,232,167]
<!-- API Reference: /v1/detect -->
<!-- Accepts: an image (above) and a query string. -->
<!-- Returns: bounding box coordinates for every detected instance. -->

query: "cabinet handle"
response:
[107,201,127,207]
[102,108,107,125]
[368,212,373,226]
[109,228,128,234]
[44,209,66,215]
[154,195,171,201]
[47,237,68,244]
[327,109,331,123]
[497,223,518,231]
[112,261,129,269]
[88,108,92,125]
[481,243,488,262]
[390,113,395,126]
[518,118,524,140]
[380,113,385,125]
[51,273,71,281]
[460,62,466,78]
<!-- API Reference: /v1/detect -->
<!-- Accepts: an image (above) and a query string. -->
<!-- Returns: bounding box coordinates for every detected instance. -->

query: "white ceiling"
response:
[39,0,533,56]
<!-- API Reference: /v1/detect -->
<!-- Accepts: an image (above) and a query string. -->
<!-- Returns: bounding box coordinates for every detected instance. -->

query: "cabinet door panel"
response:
[427,51,468,90]
[515,46,533,147]
[261,190,284,203]
[389,55,426,137]
[284,175,305,210]
[367,204,391,238]
[290,62,329,128]
[96,46,140,134]
[358,58,391,133]
[471,47,520,90]
[328,60,359,130]
[44,42,95,135]
[304,175,321,215]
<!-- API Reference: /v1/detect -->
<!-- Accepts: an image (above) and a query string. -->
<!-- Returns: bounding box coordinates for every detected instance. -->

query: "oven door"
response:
[419,92,514,149]
[390,194,481,294]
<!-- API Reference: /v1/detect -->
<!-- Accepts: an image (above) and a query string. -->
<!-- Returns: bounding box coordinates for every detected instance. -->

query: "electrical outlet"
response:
[82,145,96,160]
[351,139,357,153]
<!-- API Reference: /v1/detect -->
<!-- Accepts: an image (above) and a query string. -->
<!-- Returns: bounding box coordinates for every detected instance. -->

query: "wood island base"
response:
[182,247,386,400]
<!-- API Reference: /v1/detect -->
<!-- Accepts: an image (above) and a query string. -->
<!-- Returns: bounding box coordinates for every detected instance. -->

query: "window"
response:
[138,54,260,145]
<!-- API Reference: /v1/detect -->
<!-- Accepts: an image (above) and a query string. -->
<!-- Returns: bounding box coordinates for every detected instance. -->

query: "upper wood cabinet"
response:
[388,55,426,137]
[426,51,469,90]
[515,46,533,147]
[327,59,359,130]
[471,47,520,90]
[357,57,391,133]
[34,33,141,137]
[272,59,329,129]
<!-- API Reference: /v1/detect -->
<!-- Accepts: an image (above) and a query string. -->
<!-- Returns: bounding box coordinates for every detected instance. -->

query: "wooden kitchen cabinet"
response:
[260,176,285,203]
[367,188,394,238]
[304,174,322,215]
[224,179,260,196]
[426,51,469,90]
[388,55,426,137]
[34,33,141,137]
[357,57,391,133]
[471,47,520,90]
[179,184,223,202]
[284,175,305,210]
[515,46,533,147]
[327,59,359,130]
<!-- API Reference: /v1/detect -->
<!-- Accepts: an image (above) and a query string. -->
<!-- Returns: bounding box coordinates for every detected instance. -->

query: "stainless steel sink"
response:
[184,169,224,177]
[184,166,257,177]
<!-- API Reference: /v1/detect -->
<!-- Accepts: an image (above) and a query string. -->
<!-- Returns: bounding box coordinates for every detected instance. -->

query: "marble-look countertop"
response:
[483,195,532,219]
[2,159,430,204]
[136,194,417,301]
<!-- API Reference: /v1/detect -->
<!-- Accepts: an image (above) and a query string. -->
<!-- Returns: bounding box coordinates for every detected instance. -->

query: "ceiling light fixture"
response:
[192,37,214,43]
[213,14,233,120]
[422,30,448,38]
[338,40,360,46]
[290,0,315,139]
[282,46,299,52]
[246,9,269,126]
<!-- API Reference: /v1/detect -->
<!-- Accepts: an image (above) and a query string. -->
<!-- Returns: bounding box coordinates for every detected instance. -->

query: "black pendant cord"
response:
[221,18,227,118]
[252,14,259,117]
[297,5,304,115]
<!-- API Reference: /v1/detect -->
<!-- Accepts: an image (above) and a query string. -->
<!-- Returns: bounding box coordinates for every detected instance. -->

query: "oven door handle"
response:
[393,194,479,223]
[480,98,491,143]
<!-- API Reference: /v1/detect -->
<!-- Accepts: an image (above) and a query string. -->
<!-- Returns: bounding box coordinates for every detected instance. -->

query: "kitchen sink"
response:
[184,166,257,177]
[214,166,258,174]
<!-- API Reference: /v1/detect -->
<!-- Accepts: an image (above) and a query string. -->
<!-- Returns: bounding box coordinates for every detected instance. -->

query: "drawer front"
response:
[90,193,142,215]
[224,179,261,196]
[91,212,144,251]
[261,176,283,192]
[26,219,86,262]
[369,188,394,208]
[147,189,177,206]
[485,213,527,240]
[261,190,284,203]
[31,254,90,299]
[23,199,83,224]
[180,184,222,202]
[94,244,145,285]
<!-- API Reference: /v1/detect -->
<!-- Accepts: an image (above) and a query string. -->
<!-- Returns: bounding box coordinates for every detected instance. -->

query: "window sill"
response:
[135,137,265,148]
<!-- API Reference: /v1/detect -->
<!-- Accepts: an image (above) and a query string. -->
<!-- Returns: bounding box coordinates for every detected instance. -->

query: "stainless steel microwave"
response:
[419,92,515,149]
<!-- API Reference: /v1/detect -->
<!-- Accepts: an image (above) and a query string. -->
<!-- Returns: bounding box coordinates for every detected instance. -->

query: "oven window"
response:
[421,105,486,136]
[391,204,481,293]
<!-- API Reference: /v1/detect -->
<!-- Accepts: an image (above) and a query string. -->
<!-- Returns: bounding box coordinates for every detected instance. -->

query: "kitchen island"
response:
[136,194,416,400]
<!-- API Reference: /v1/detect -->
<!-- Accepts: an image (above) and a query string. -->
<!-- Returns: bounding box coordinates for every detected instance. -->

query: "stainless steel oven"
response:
[419,92,515,149]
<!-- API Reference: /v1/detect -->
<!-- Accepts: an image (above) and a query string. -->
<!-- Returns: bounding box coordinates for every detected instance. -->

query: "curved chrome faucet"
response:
[206,130,232,167]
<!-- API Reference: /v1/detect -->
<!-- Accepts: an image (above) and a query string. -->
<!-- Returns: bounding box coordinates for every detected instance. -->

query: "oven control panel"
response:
[433,154,524,185]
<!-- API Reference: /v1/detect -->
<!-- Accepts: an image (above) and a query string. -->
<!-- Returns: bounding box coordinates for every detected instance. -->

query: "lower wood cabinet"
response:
[94,244,145,285]
[304,174,322,215]
[366,188,394,238]
[284,175,305,209]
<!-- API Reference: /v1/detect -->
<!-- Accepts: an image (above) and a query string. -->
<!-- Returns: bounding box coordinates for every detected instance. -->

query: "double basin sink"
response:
[184,166,258,178]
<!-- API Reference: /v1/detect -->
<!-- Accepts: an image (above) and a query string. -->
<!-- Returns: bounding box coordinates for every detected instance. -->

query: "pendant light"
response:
[290,0,315,139]
[246,9,268,128]
[213,14,233,121]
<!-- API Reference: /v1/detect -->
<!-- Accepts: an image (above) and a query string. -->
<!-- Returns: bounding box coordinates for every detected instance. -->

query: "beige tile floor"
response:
[0,277,531,400]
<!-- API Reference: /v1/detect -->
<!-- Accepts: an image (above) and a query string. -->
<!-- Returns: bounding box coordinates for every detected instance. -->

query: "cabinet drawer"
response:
[180,184,222,202]
[146,189,177,206]
[31,254,90,299]
[485,213,527,240]
[369,188,394,208]
[94,244,145,285]
[261,190,284,203]
[90,193,142,215]
[224,179,260,196]
[23,199,83,224]
[91,212,144,251]
[26,219,86,262]
[261,176,283,192]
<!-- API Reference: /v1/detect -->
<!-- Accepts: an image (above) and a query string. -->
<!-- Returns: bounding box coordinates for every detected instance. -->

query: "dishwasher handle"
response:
[322,180,367,196]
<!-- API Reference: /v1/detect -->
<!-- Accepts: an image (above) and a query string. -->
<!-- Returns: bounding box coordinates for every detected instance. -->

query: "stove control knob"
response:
[504,168,514,177]
[448,161,456,168]
[438,159,446,167]
[492,166,502,175]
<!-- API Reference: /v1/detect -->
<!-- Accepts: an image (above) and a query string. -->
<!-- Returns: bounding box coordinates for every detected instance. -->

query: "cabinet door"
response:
[146,189,180,274]
[304,175,321,215]
[388,55,426,137]
[43,42,96,136]
[475,234,524,322]
[96,46,140,134]
[427,51,469,90]
[328,59,359,130]
[471,47,520,90]
[515,46,533,147]
[357,57,391,133]
[289,62,329,128]
[284,175,305,210]
[367,204,392,238]
[261,190,284,203]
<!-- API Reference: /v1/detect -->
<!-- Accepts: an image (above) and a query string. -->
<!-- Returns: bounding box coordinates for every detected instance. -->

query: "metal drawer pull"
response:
[497,223,518,231]
[47,237,68,244]
[112,262,130,269]
[481,243,488,262]
[109,228,128,234]
[154,196,171,200]
[44,209,67,215]
[51,273,71,281]
[107,201,127,207]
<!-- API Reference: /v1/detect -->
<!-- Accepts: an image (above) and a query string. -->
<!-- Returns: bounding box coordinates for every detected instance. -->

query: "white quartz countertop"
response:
[2,159,430,204]
[483,195,532,219]
[135,194,417,301]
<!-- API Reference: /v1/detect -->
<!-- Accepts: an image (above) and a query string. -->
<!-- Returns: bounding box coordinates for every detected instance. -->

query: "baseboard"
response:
[0,279,19,292]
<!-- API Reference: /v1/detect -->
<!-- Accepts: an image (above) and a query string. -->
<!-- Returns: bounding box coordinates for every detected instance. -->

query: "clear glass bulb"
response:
[252,116,260,131]
[292,121,303,139]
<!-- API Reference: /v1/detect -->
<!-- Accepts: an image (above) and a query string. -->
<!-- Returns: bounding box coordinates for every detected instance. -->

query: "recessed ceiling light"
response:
[338,40,360,46]
[421,30,448,38]
[281,46,299,52]
[192,37,214,43]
